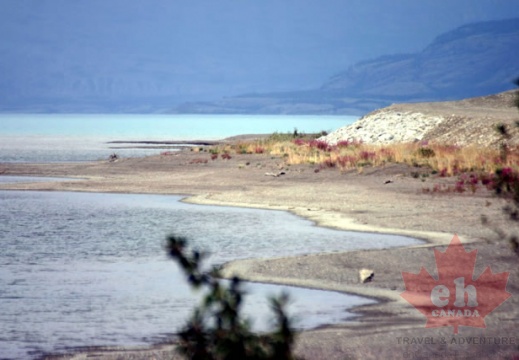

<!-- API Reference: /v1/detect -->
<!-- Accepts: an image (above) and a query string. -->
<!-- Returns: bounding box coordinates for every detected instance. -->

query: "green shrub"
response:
[417,147,436,158]
[166,235,299,360]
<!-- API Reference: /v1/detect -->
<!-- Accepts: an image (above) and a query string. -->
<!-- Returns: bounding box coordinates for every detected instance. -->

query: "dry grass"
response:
[208,137,519,177]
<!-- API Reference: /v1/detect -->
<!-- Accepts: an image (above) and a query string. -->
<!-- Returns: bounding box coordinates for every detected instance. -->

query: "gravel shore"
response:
[1,144,518,359]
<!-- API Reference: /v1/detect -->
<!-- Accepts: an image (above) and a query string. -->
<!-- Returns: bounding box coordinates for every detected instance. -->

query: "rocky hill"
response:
[322,18,519,100]
[179,18,519,115]
[320,90,519,147]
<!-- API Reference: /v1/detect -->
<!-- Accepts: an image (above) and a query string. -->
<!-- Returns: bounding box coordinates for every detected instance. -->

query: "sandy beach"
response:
[1,146,518,359]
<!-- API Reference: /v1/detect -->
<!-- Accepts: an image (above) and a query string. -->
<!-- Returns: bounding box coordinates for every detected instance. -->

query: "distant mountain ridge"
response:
[323,18,519,98]
[2,16,517,114]
[177,18,519,115]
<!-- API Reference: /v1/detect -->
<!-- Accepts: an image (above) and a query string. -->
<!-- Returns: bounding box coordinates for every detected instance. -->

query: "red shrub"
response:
[320,158,336,168]
[309,140,331,152]
[292,138,308,146]
[337,155,357,168]
[337,139,363,148]
[359,151,376,161]
[455,180,466,193]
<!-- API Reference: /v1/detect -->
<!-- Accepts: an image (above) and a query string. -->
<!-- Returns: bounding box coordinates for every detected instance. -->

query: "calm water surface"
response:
[0,190,421,359]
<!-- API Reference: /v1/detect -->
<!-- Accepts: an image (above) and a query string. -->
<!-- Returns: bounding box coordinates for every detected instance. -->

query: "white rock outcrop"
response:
[321,110,445,145]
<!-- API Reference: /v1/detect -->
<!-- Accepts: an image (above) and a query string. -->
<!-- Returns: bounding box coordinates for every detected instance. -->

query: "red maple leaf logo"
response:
[401,234,511,334]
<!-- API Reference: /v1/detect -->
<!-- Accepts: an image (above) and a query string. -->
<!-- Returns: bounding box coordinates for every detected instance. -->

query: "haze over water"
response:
[0,114,356,162]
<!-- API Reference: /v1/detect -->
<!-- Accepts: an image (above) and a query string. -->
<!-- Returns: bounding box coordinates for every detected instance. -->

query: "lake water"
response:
[0,190,421,359]
[0,114,419,359]
[0,114,357,162]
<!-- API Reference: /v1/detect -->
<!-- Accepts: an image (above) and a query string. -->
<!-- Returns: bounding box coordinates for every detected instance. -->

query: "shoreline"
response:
[183,194,455,306]
[1,149,518,359]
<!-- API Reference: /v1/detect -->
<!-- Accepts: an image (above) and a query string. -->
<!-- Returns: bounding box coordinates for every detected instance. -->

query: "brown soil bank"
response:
[407,90,519,147]
[2,92,519,359]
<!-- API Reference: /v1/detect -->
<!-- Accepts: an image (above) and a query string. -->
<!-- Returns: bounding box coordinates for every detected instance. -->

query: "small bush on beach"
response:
[108,153,119,162]
[417,147,436,158]
[166,235,298,360]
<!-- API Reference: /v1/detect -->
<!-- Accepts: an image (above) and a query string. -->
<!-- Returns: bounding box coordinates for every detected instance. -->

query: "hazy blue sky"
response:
[1,0,519,109]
